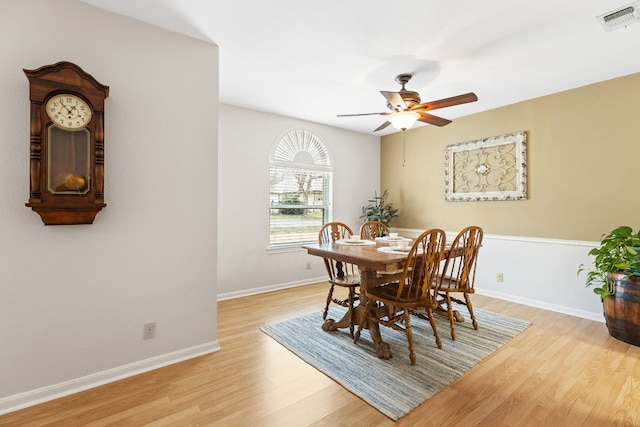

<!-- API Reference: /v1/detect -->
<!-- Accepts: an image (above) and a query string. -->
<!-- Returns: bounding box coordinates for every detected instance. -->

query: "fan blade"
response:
[337,112,389,117]
[373,121,391,132]
[411,92,478,112]
[418,112,452,127]
[380,91,407,111]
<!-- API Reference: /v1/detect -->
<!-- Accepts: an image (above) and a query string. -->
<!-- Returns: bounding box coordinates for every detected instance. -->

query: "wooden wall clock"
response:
[24,61,109,225]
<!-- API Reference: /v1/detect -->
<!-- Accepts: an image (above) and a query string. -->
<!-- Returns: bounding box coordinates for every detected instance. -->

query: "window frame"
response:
[268,130,332,249]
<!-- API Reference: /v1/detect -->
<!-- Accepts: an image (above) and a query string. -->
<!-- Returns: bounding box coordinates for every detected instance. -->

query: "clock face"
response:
[45,94,93,130]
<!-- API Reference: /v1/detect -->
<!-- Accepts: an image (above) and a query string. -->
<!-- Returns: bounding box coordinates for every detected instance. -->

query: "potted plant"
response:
[360,189,399,226]
[579,226,640,296]
[578,225,640,346]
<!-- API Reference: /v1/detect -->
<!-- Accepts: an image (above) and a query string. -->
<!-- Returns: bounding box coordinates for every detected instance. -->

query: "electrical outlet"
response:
[143,322,156,340]
[306,261,311,270]
[496,272,504,282]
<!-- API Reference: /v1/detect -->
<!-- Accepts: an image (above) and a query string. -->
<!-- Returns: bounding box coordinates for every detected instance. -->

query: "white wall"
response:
[217,104,380,298]
[1,0,218,413]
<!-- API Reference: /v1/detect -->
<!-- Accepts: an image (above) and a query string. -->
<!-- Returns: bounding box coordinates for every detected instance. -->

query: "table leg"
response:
[322,312,350,331]
[320,268,393,359]
[358,269,392,359]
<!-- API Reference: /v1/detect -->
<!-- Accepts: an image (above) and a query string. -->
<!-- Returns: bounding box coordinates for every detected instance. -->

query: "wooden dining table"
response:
[302,239,426,360]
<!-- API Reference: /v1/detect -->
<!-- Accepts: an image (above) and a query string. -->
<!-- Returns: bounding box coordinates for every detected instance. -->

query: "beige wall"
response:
[381,72,640,242]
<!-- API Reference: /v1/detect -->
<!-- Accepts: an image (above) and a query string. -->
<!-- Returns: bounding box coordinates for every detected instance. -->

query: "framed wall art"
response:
[444,131,527,202]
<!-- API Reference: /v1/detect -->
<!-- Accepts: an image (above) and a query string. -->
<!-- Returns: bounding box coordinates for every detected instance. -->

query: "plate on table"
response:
[393,246,411,252]
[378,246,411,254]
[337,239,376,246]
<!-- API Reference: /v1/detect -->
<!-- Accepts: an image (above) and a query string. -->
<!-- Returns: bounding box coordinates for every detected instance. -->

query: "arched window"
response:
[269,129,332,246]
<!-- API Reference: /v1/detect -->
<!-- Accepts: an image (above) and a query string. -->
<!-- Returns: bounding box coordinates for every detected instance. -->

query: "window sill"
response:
[267,243,311,254]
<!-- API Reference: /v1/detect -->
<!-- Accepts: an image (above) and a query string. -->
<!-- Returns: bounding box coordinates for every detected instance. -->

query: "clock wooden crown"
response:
[24,61,109,225]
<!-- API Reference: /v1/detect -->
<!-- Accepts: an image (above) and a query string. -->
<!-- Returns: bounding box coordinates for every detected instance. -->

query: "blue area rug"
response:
[261,307,530,420]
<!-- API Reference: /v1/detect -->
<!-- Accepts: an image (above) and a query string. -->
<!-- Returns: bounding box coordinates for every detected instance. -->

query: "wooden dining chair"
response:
[359,220,390,240]
[354,228,447,365]
[434,225,484,340]
[318,222,360,337]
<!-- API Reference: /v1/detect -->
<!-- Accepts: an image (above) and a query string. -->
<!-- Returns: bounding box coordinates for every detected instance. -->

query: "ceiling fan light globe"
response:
[389,110,420,130]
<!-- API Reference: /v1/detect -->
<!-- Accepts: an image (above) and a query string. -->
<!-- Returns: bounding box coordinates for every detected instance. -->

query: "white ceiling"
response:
[81,0,640,135]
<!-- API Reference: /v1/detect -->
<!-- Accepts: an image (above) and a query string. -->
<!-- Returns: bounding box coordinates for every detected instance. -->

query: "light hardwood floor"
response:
[2,282,640,426]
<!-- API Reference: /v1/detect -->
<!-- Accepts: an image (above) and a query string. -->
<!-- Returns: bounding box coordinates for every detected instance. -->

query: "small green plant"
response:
[578,226,640,297]
[360,190,399,226]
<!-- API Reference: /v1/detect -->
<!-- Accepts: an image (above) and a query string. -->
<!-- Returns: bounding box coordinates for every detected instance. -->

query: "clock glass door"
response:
[46,125,91,195]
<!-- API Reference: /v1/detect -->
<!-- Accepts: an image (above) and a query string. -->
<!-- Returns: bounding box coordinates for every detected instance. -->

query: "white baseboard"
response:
[0,341,220,416]
[475,288,604,323]
[218,276,326,301]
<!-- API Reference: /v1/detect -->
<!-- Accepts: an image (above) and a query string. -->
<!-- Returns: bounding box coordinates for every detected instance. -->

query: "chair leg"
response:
[465,293,478,330]
[323,285,335,320]
[426,308,443,349]
[347,287,355,338]
[403,311,416,365]
[445,293,457,340]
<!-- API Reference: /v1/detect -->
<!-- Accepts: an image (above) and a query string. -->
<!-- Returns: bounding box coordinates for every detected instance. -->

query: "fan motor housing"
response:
[387,74,421,110]
[386,90,420,110]
[400,90,421,108]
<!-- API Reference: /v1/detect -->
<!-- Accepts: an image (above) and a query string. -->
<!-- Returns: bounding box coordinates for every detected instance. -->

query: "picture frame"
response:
[444,131,527,202]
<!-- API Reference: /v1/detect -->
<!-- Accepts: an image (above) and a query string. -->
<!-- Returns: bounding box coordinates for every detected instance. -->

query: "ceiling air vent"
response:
[597,2,640,31]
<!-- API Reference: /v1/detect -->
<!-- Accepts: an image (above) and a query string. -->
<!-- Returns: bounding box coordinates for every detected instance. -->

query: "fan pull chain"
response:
[402,130,406,167]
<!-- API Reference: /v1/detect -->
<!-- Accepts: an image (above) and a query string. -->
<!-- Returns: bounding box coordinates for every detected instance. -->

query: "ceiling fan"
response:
[337,74,478,132]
